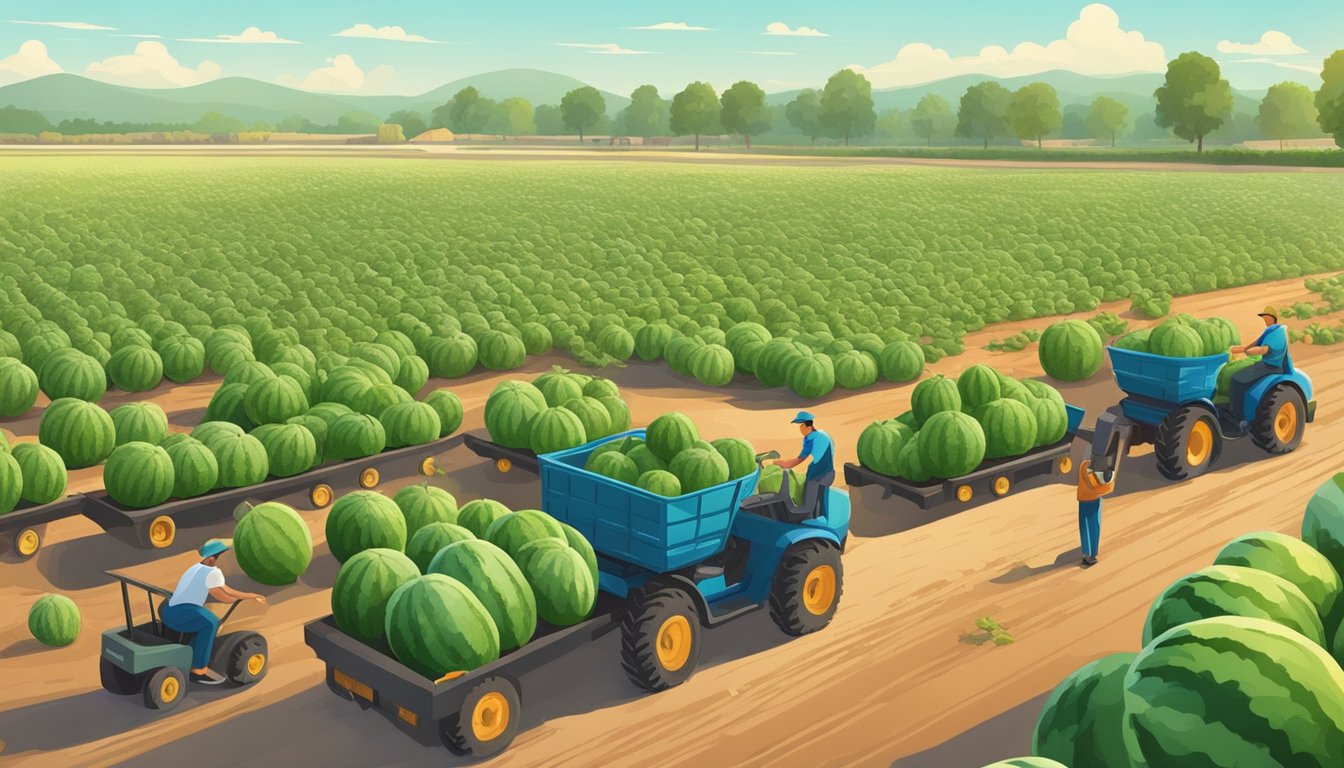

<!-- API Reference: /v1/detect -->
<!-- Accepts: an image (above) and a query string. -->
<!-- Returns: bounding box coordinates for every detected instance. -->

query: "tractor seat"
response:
[156,599,194,644]
[742,479,825,524]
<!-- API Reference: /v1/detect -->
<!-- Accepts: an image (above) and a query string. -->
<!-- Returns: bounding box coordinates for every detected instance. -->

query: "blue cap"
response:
[199,539,231,559]
[790,410,815,424]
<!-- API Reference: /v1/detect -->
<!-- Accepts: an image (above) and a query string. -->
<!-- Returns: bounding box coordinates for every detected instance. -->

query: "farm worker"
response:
[1076,459,1116,568]
[1228,306,1291,422]
[160,539,267,685]
[769,411,835,516]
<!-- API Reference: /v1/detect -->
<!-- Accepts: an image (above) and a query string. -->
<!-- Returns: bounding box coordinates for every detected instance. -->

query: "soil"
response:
[0,274,1341,768]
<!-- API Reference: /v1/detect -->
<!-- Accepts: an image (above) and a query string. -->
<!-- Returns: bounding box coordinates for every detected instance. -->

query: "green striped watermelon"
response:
[911,375,961,428]
[191,420,244,445]
[957,365,1002,410]
[1148,321,1205,358]
[1022,379,1065,405]
[286,414,328,465]
[0,358,39,417]
[351,342,401,380]
[234,502,313,585]
[457,498,512,539]
[857,421,912,477]
[425,334,479,378]
[520,322,553,356]
[1029,396,1069,447]
[478,331,527,371]
[0,452,21,513]
[1195,319,1236,357]
[39,398,116,469]
[250,423,317,477]
[328,414,386,460]
[582,378,620,400]
[996,374,1035,406]
[832,351,878,390]
[386,574,500,678]
[786,354,836,399]
[689,344,736,386]
[670,447,730,494]
[158,336,206,383]
[406,523,475,574]
[244,375,308,425]
[319,367,373,411]
[306,402,354,429]
[753,339,804,387]
[626,445,668,476]
[361,383,411,417]
[206,342,255,377]
[596,325,635,361]
[395,355,429,396]
[485,509,566,560]
[513,538,597,626]
[646,412,699,462]
[877,341,924,383]
[28,594,81,647]
[585,450,639,484]
[204,382,255,431]
[158,432,192,449]
[332,548,420,647]
[1303,474,1344,647]
[423,389,464,437]
[1215,531,1342,623]
[393,484,458,537]
[977,399,1039,459]
[711,438,756,480]
[637,469,682,497]
[37,352,105,403]
[326,491,407,563]
[165,438,218,498]
[107,345,163,392]
[917,411,986,479]
[1033,653,1139,768]
[483,381,544,449]
[529,407,587,454]
[379,401,440,449]
[429,539,538,650]
[634,323,676,361]
[12,443,66,505]
[104,442,175,508]
[208,434,269,489]
[895,433,933,483]
[563,397,612,441]
[597,396,631,433]
[111,402,169,446]
[1039,320,1104,381]
[534,372,583,408]
[559,522,598,586]
[1112,329,1151,352]
[1142,564,1325,646]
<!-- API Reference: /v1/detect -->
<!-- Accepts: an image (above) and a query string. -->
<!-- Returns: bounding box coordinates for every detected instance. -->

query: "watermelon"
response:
[484,381,547,450]
[1124,616,1344,768]
[582,377,619,400]
[1215,356,1260,402]
[158,336,206,383]
[250,423,317,477]
[1215,531,1342,623]
[1148,321,1204,358]
[207,342,255,377]
[753,339,803,387]
[39,398,116,469]
[393,484,458,537]
[458,498,512,538]
[911,375,961,428]
[533,369,584,408]
[106,345,163,392]
[559,521,598,586]
[37,352,105,403]
[429,540,538,650]
[0,358,39,416]
[1112,329,1150,352]
[320,367,373,411]
[670,447,730,494]
[485,509,566,559]
[637,469,682,497]
[1033,653,1139,768]
[192,420,244,446]
[1029,396,1069,447]
[286,414,328,464]
[529,407,587,454]
[634,323,676,361]
[856,421,911,477]
[394,354,429,396]
[386,574,500,678]
[208,434,269,489]
[203,382,255,431]
[0,452,21,513]
[361,383,411,417]
[477,331,526,371]
[894,411,917,431]
[977,399,1039,459]
[519,322,553,355]
[307,402,354,429]
[1039,320,1104,381]
[328,413,386,460]
[711,438,756,480]
[786,354,835,398]
[379,401,440,448]
[689,343,735,386]
[332,548,421,647]
[1022,379,1065,406]
[514,539,596,626]
[877,341,925,382]
[28,594,81,647]
[244,375,308,425]
[895,434,933,483]
[223,361,276,389]
[405,522,475,573]
[1194,319,1236,356]
[957,364,1002,410]
[596,325,635,360]
[351,342,401,379]
[563,397,613,441]
[158,432,192,449]
[233,502,313,585]
[832,350,878,390]
[425,334,478,378]
[918,411,986,479]
[1303,474,1344,627]
[597,395,631,433]
[586,450,639,484]
[12,443,66,505]
[626,445,667,476]
[996,373,1035,405]
[423,389,464,437]
[588,435,642,462]
[104,442,175,508]
[165,438,218,498]
[647,412,699,462]
[1141,564,1325,647]
[110,402,169,446]
[326,491,407,563]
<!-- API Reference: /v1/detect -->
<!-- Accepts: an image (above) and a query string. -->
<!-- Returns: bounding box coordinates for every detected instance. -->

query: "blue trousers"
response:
[1078,499,1101,558]
[161,603,220,669]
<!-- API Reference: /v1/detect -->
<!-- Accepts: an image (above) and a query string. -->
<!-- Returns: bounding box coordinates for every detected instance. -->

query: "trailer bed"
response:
[463,433,540,476]
[0,495,87,558]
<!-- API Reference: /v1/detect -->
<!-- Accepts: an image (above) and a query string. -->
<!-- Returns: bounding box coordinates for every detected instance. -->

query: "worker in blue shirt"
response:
[769,411,835,516]
[1229,306,1291,423]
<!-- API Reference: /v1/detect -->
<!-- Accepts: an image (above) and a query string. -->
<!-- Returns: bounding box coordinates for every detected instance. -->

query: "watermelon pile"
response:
[233,501,314,585]
[483,368,632,455]
[1113,314,1241,359]
[1027,472,1344,768]
[578,412,756,498]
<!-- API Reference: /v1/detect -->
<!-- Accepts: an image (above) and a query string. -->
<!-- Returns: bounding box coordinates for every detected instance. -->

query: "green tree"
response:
[1315,50,1344,148]
[247,120,274,133]
[1007,83,1061,147]
[194,111,245,135]
[819,69,876,146]
[624,85,669,137]
[560,86,606,141]
[909,94,954,146]
[875,108,904,142]
[1256,82,1318,148]
[276,115,305,133]
[376,124,405,144]
[0,105,52,135]
[336,111,382,133]
[785,89,823,145]
[448,87,480,132]
[487,97,536,138]
[386,110,428,140]
[669,81,721,150]
[1154,52,1232,152]
[534,104,565,135]
[955,81,1012,148]
[719,80,771,148]
[1086,96,1130,147]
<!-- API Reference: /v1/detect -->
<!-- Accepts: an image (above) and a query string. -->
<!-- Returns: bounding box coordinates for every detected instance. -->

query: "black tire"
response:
[769,540,844,637]
[100,658,140,696]
[142,666,186,711]
[439,676,521,758]
[1251,384,1306,454]
[1153,406,1220,481]
[224,633,268,685]
[619,584,701,692]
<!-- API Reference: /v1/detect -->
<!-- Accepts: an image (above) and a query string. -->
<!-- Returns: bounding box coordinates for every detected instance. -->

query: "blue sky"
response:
[0,1,1338,96]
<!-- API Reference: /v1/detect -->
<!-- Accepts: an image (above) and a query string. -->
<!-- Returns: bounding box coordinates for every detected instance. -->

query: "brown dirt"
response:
[1,274,1341,768]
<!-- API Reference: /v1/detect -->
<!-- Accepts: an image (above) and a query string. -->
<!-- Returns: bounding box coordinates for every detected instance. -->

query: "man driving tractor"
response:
[1229,306,1291,424]
[768,410,835,515]
[160,540,266,685]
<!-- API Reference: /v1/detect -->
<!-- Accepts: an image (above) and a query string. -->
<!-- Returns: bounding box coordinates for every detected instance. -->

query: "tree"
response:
[1256,82,1318,148]
[194,111,245,135]
[1154,52,1232,153]
[1007,83,1061,148]
[669,81,721,150]
[487,97,536,138]
[247,120,274,133]
[1132,112,1172,141]
[386,110,428,140]
[909,94,954,146]
[560,87,606,141]
[875,109,904,142]
[336,111,382,133]
[624,85,669,137]
[1314,50,1344,148]
[955,81,1012,148]
[785,89,823,145]
[819,69,876,146]
[534,104,565,135]
[1086,96,1130,147]
[0,105,52,135]
[719,81,771,148]
[376,124,405,144]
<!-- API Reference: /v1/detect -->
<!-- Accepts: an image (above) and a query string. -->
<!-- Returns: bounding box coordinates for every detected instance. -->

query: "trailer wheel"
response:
[1251,384,1306,455]
[769,540,844,636]
[358,467,380,489]
[992,475,1012,497]
[310,483,334,509]
[100,658,140,695]
[440,676,520,758]
[142,516,176,549]
[420,456,437,476]
[142,666,186,711]
[496,458,512,474]
[14,527,41,558]
[620,584,701,692]
[1154,406,1221,481]
[1058,456,1073,475]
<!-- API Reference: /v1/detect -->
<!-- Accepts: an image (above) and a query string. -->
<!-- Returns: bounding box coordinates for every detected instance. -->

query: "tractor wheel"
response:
[1251,384,1306,454]
[225,633,268,685]
[142,666,186,711]
[1154,406,1221,481]
[619,584,701,692]
[769,540,844,636]
[14,526,42,559]
[99,658,140,695]
[440,676,520,758]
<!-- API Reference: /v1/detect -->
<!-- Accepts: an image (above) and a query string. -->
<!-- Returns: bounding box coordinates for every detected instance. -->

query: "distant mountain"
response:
[400,69,629,115]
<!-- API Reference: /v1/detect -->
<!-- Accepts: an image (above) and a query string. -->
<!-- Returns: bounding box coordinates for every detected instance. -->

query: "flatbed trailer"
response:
[0,495,87,559]
[462,432,539,476]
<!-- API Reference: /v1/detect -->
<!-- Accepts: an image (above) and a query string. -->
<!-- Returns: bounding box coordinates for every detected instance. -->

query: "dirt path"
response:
[0,275,1340,767]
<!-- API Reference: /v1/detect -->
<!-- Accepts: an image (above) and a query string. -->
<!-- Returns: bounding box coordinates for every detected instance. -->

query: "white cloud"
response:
[85,42,221,88]
[627,22,711,31]
[7,20,114,31]
[0,40,62,85]
[1222,57,1323,75]
[849,3,1165,89]
[763,23,828,38]
[178,26,299,44]
[741,51,795,57]
[333,24,441,43]
[277,54,396,94]
[554,43,652,55]
[1216,31,1306,56]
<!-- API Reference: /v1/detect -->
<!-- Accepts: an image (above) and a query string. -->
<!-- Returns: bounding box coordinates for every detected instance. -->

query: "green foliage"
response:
[785,89,823,145]
[1317,50,1344,148]
[623,85,670,137]
[1086,96,1130,147]
[670,82,721,148]
[1154,52,1233,152]
[1007,83,1062,147]
[819,69,876,146]
[719,81,771,146]
[488,97,536,137]
[1257,82,1319,147]
[560,87,606,139]
[386,110,428,139]
[956,81,1012,147]
[909,94,955,145]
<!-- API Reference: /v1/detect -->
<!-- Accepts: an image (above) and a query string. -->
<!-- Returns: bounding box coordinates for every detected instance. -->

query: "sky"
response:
[0,1,1338,96]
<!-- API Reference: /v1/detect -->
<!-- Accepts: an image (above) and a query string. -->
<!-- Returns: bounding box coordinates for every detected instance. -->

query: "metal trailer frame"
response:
[463,433,539,476]
[0,495,86,559]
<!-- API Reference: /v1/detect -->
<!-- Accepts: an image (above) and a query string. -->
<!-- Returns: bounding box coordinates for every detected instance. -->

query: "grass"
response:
[732,145,1344,168]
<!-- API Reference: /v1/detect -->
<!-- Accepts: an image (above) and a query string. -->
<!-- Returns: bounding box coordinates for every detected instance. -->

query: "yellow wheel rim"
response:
[496,458,512,474]
[149,516,175,548]
[161,676,180,702]
[359,467,380,488]
[246,653,265,676]
[310,483,333,508]
[1186,420,1213,467]
[1058,456,1073,474]
[471,692,510,742]
[802,565,837,616]
[956,485,973,502]
[16,529,40,556]
[655,616,692,672]
[992,476,1011,497]
[420,457,436,476]
[1274,401,1298,443]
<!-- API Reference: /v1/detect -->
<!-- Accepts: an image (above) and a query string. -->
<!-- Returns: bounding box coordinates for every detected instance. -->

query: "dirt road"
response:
[1,275,1340,767]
